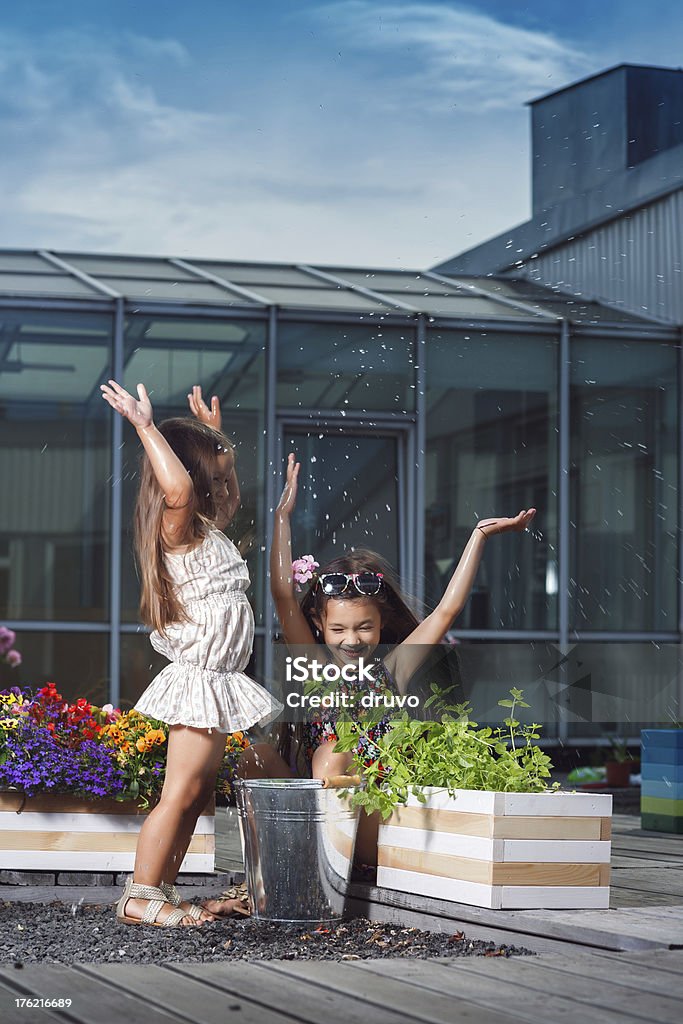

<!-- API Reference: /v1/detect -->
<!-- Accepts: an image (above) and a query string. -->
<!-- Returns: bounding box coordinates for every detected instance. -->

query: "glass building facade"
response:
[0,251,680,740]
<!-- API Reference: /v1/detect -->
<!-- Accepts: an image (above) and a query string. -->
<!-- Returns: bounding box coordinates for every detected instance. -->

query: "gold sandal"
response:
[115,877,194,927]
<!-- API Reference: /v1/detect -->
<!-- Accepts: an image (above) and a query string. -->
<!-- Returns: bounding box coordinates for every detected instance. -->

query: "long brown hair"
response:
[134,417,234,634]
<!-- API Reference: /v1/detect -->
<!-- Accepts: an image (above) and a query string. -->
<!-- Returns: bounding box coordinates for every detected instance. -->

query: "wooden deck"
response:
[1,949,683,1023]
[0,808,682,1022]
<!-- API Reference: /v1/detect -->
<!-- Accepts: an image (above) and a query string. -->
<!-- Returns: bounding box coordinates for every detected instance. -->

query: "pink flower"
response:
[0,627,16,656]
[5,650,21,668]
[291,555,319,592]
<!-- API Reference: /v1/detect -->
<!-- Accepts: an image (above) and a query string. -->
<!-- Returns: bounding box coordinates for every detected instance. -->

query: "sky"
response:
[1,0,682,268]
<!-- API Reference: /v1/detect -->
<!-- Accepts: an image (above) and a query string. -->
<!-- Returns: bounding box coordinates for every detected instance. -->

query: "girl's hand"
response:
[276,453,300,516]
[188,385,222,430]
[100,380,153,430]
[476,508,536,538]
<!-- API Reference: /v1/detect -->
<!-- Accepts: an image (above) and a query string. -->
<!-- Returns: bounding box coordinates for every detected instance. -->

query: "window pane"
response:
[0,309,112,620]
[0,629,109,705]
[254,286,386,310]
[120,316,266,624]
[63,256,197,280]
[570,339,677,631]
[425,330,558,630]
[277,322,416,412]
[326,269,436,293]
[0,273,98,297]
[100,277,252,304]
[194,263,329,288]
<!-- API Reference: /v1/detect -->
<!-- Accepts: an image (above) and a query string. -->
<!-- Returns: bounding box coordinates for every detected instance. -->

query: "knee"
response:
[161,779,210,816]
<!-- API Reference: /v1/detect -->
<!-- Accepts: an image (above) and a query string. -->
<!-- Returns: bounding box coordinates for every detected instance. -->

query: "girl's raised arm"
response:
[406,509,536,646]
[388,509,536,691]
[101,379,194,547]
[187,384,241,526]
[270,454,316,646]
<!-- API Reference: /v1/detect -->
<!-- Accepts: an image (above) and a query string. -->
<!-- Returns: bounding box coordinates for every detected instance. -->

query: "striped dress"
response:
[135,528,281,733]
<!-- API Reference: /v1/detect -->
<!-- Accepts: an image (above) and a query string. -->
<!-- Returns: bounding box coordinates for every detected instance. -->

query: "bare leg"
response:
[123,725,226,925]
[237,742,292,779]
[311,741,379,867]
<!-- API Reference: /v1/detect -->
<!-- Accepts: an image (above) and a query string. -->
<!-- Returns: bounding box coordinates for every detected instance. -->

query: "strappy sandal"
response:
[115,877,200,927]
[159,881,208,922]
[202,881,251,917]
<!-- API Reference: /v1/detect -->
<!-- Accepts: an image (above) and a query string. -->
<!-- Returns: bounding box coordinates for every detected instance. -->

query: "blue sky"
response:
[1,1,682,267]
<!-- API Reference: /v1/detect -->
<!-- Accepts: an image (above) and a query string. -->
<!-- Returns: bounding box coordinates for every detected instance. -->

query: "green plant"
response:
[606,735,631,764]
[334,686,557,820]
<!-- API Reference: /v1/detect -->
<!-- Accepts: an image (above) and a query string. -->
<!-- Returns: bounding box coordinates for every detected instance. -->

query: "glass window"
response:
[193,263,329,288]
[0,273,99,297]
[399,293,541,318]
[251,286,386,310]
[63,256,197,280]
[425,330,559,630]
[277,322,416,413]
[98,278,253,304]
[119,316,267,625]
[0,629,109,705]
[0,309,112,621]
[0,254,60,273]
[570,339,677,631]
[325,269,436,293]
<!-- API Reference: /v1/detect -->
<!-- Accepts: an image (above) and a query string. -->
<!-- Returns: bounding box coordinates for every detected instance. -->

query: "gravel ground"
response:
[0,900,533,964]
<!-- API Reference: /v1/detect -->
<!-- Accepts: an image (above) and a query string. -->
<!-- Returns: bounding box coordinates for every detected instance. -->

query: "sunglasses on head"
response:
[317,572,384,597]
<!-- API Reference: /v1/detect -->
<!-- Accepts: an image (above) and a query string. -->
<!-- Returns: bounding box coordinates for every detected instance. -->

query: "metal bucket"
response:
[234,778,360,923]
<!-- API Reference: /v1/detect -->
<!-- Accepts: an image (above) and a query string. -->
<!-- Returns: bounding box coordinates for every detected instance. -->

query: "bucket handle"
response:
[321,774,361,789]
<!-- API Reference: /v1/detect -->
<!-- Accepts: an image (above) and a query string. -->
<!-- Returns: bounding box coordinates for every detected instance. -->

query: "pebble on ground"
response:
[0,900,534,964]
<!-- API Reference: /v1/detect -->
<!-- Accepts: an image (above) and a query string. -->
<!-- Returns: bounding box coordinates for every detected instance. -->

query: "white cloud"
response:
[0,12,588,266]
[310,1,591,111]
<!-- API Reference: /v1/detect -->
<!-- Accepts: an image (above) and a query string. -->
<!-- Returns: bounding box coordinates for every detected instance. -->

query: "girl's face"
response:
[211,451,234,530]
[318,598,382,664]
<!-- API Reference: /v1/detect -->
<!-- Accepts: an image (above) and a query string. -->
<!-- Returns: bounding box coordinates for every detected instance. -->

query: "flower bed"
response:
[0,682,249,807]
[0,645,250,872]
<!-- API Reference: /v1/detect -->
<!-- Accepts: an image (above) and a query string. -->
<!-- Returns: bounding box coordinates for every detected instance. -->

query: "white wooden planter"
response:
[377,788,612,910]
[0,791,215,873]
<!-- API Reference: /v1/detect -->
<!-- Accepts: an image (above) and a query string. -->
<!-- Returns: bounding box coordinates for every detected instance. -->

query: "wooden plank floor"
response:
[1,951,683,1024]
[0,808,681,1022]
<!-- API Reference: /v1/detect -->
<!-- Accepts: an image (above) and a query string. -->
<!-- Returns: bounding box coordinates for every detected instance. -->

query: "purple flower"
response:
[0,627,16,656]
[0,721,126,799]
[5,650,21,668]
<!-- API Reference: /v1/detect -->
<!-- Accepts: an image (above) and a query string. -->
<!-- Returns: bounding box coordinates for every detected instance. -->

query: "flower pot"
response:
[605,761,632,788]
[641,729,683,834]
[0,790,215,872]
[376,787,612,910]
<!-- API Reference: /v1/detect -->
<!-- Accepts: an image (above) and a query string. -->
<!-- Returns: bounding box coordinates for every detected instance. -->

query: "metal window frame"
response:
[0,257,679,726]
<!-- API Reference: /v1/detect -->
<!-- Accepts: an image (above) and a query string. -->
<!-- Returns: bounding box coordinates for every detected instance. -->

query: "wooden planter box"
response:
[0,791,215,872]
[377,788,612,910]
[641,729,683,834]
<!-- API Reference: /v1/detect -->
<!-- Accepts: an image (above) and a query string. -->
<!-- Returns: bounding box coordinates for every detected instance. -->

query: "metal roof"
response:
[0,248,664,327]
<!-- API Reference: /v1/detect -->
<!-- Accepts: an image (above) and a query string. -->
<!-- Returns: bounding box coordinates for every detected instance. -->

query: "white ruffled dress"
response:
[134,528,281,733]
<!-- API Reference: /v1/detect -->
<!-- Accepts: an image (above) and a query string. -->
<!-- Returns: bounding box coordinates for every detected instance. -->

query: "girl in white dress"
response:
[101,380,280,927]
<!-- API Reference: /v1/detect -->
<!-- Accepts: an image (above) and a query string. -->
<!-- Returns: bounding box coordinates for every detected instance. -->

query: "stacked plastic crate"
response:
[641,729,683,834]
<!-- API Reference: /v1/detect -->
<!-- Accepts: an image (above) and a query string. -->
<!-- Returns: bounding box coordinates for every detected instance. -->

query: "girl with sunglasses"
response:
[269,453,536,863]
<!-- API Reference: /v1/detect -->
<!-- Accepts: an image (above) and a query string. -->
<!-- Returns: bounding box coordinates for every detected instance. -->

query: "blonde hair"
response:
[134,417,234,633]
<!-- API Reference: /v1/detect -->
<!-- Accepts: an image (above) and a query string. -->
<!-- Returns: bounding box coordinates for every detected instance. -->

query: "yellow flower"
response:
[136,737,147,753]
